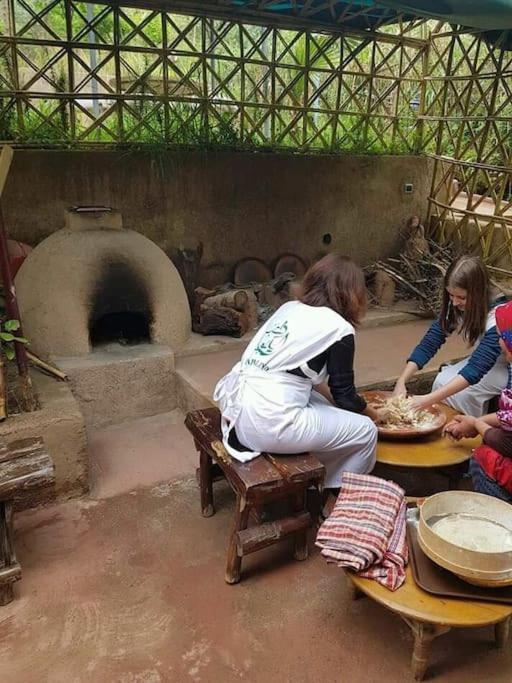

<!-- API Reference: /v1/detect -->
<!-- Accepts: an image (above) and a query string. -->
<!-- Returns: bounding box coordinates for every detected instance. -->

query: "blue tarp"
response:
[227,0,512,48]
[228,0,512,31]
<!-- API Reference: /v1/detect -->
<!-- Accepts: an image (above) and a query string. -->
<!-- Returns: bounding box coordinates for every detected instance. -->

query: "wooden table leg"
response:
[0,583,13,606]
[225,494,250,584]
[495,617,511,648]
[199,448,215,518]
[293,490,308,561]
[0,501,20,606]
[348,581,364,601]
[406,620,450,681]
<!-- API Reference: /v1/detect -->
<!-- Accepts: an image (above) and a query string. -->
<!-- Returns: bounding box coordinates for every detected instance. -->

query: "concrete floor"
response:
[88,410,194,499]
[2,480,512,682]
[0,319,494,682]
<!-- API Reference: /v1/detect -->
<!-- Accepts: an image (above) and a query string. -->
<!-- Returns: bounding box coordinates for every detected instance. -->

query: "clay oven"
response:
[15,207,191,359]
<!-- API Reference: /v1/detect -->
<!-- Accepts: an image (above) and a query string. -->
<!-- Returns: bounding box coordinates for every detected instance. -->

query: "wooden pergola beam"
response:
[0,145,13,199]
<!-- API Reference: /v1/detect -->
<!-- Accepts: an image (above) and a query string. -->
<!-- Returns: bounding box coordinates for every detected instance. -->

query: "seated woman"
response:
[393,255,507,417]
[213,253,380,493]
[445,300,512,502]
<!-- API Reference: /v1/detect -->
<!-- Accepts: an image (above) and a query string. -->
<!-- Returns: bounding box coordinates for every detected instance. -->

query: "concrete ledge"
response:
[175,364,442,415]
[357,362,465,395]
[175,320,469,413]
[176,305,424,359]
[175,371,214,415]
[0,371,88,506]
[56,343,177,429]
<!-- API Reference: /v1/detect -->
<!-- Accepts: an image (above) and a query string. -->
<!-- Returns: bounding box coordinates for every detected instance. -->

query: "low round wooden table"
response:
[346,566,512,680]
[375,404,480,489]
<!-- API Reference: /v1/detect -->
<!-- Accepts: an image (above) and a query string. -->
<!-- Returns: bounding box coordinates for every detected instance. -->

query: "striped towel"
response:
[315,472,408,591]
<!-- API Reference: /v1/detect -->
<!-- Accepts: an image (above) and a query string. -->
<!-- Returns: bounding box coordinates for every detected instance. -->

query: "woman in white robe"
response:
[214,254,381,490]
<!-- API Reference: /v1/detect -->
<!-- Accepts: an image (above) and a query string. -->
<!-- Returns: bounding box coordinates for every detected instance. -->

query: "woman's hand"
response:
[443,415,478,440]
[364,404,387,425]
[374,407,389,425]
[408,393,435,411]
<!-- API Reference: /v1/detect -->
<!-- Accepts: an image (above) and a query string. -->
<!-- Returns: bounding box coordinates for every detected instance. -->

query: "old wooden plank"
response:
[0,437,46,464]
[211,440,283,495]
[185,409,284,492]
[236,512,311,555]
[265,453,325,485]
[0,438,54,501]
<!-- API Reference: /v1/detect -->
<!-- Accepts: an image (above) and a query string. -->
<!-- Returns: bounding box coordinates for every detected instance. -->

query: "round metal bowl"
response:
[418,491,512,587]
[362,390,446,441]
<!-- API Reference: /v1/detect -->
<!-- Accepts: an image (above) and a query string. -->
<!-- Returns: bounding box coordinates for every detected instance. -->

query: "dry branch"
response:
[27,351,67,381]
[368,238,454,315]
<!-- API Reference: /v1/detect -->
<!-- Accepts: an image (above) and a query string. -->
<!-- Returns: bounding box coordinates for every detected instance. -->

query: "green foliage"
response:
[0,320,28,362]
[0,98,16,141]
[1,4,422,156]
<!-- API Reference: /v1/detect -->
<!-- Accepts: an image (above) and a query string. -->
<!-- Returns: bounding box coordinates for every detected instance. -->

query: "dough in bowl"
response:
[431,513,512,553]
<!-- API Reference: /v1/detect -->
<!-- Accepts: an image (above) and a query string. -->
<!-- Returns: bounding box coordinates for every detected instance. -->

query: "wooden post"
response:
[225,494,250,584]
[495,616,511,649]
[0,355,6,421]
[0,147,35,412]
[408,620,449,681]
[292,490,309,561]
[0,210,26,375]
[0,501,19,606]
[199,447,215,518]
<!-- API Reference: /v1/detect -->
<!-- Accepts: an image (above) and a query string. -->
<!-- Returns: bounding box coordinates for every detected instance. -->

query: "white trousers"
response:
[433,357,509,417]
[235,391,378,488]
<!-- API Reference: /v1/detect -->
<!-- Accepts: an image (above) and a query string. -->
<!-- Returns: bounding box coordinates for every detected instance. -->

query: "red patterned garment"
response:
[473,444,512,493]
[497,388,512,431]
[315,472,408,591]
[495,301,512,430]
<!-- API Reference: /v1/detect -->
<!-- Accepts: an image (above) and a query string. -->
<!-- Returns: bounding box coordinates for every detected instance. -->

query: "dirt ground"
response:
[2,476,512,683]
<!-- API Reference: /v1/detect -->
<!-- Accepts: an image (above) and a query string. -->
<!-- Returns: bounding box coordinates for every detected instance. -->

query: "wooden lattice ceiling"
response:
[423,28,512,276]
[1,1,512,272]
[0,1,428,152]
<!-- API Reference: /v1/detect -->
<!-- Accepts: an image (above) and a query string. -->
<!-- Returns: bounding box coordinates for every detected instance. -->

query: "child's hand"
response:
[444,420,463,441]
[392,380,407,398]
[444,415,477,440]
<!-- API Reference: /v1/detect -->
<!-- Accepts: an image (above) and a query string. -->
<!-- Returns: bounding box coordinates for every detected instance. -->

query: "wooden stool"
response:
[0,437,54,605]
[185,407,325,584]
[346,567,512,680]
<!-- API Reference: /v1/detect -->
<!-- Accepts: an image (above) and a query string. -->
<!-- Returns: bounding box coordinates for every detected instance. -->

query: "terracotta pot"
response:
[0,239,32,281]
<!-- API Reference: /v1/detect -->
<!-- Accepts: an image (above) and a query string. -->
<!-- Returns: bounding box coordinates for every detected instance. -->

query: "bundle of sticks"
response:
[369,239,455,316]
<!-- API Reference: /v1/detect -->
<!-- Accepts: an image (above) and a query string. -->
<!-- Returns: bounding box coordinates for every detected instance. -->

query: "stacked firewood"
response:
[193,273,298,337]
[192,288,258,337]
[369,239,455,316]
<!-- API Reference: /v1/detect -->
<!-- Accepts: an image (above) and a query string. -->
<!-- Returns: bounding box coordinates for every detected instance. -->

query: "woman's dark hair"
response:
[440,255,490,345]
[300,253,366,325]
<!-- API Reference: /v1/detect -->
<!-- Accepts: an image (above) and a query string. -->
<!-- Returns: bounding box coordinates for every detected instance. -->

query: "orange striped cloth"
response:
[316,472,408,591]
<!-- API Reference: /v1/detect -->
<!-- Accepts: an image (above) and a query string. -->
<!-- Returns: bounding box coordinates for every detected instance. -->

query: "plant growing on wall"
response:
[0,319,28,361]
[0,318,28,420]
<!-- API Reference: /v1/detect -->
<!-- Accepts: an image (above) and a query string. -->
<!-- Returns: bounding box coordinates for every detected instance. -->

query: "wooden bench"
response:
[185,407,325,584]
[0,437,54,605]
